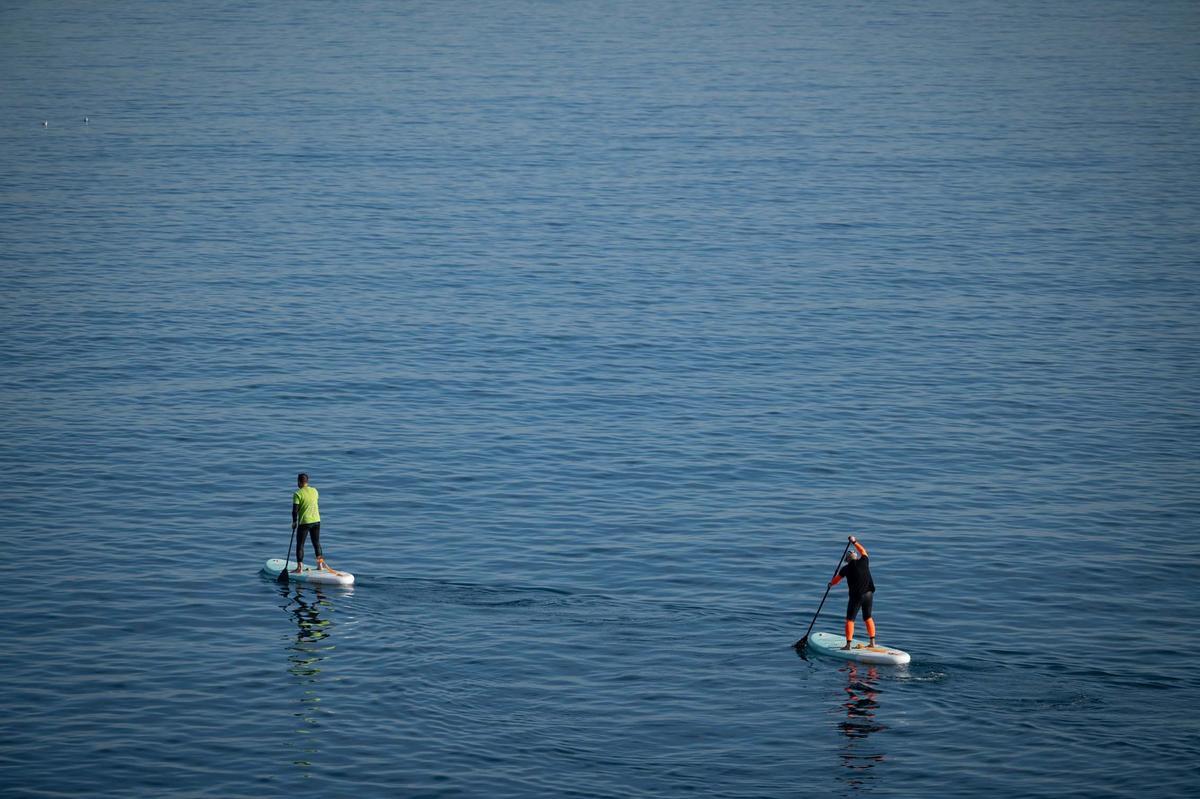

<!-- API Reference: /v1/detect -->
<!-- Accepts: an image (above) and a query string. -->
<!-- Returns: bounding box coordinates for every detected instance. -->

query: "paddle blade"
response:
[276,567,289,583]
[793,636,808,652]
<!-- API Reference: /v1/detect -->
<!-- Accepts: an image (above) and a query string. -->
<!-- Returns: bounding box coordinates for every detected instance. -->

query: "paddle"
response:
[278,523,296,583]
[793,539,853,653]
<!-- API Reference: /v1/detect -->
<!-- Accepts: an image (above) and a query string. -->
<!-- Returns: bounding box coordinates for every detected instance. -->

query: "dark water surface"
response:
[3,1,1199,796]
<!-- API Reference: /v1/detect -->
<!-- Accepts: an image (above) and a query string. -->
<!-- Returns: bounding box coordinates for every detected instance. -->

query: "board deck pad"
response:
[806,631,910,665]
[263,558,355,586]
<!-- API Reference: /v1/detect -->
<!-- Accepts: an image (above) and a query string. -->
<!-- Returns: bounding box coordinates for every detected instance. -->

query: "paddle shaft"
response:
[278,524,296,582]
[798,540,853,646]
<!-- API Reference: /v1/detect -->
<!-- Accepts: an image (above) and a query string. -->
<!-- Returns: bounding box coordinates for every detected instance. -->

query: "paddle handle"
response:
[800,539,852,643]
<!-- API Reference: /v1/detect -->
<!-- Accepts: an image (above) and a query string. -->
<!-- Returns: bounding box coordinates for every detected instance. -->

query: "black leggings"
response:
[846,591,874,621]
[296,523,322,562]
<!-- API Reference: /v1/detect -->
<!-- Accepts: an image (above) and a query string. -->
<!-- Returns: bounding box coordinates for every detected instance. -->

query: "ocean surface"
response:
[2,1,1199,796]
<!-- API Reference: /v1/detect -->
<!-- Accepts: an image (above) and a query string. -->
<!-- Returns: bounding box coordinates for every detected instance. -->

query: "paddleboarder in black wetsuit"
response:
[829,535,877,649]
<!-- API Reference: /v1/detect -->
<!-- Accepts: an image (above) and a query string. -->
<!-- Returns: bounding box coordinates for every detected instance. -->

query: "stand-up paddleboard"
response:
[807,632,910,665]
[262,558,355,587]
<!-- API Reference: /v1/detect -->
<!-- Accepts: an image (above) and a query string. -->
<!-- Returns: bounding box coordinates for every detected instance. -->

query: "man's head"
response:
[297,472,309,487]
[845,549,860,562]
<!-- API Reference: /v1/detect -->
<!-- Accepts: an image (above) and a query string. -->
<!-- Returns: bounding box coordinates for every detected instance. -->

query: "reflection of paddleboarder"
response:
[283,585,333,773]
[837,662,886,791]
[841,663,883,736]
[828,535,877,649]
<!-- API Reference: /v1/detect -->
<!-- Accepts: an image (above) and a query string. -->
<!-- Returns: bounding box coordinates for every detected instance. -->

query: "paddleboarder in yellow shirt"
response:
[290,473,340,574]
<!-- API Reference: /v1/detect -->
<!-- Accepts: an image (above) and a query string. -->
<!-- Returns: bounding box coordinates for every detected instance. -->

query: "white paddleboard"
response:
[807,631,910,665]
[263,558,355,587]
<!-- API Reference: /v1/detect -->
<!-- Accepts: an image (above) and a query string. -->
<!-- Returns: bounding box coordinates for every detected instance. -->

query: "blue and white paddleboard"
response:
[263,558,355,587]
[807,631,910,665]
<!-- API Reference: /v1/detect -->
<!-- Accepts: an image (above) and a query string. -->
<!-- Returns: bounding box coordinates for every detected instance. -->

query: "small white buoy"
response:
[42,120,48,127]
[84,117,89,124]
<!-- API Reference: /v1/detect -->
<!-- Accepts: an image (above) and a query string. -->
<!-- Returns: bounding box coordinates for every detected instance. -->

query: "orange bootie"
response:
[866,619,876,640]
[844,620,854,647]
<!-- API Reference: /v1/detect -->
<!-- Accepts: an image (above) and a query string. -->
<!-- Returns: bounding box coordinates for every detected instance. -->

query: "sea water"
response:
[2,1,1198,796]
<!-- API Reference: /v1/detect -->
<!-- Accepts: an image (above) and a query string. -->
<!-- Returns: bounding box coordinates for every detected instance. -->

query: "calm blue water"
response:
[3,1,1199,796]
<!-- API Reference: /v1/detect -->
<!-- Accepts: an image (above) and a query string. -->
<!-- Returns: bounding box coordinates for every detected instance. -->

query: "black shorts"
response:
[296,522,322,559]
[846,591,874,621]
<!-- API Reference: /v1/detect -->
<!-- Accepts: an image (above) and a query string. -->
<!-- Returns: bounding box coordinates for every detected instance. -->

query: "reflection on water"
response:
[280,583,345,775]
[837,663,886,792]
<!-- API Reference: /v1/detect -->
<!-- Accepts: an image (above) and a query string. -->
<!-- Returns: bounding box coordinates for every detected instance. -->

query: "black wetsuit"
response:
[296,522,322,563]
[838,556,876,621]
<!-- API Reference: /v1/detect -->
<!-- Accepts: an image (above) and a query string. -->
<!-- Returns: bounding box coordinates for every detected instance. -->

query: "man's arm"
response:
[292,500,299,528]
[849,535,867,557]
[829,561,848,587]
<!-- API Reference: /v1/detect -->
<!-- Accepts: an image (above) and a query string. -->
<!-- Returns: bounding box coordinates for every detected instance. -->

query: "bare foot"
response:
[290,565,303,574]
